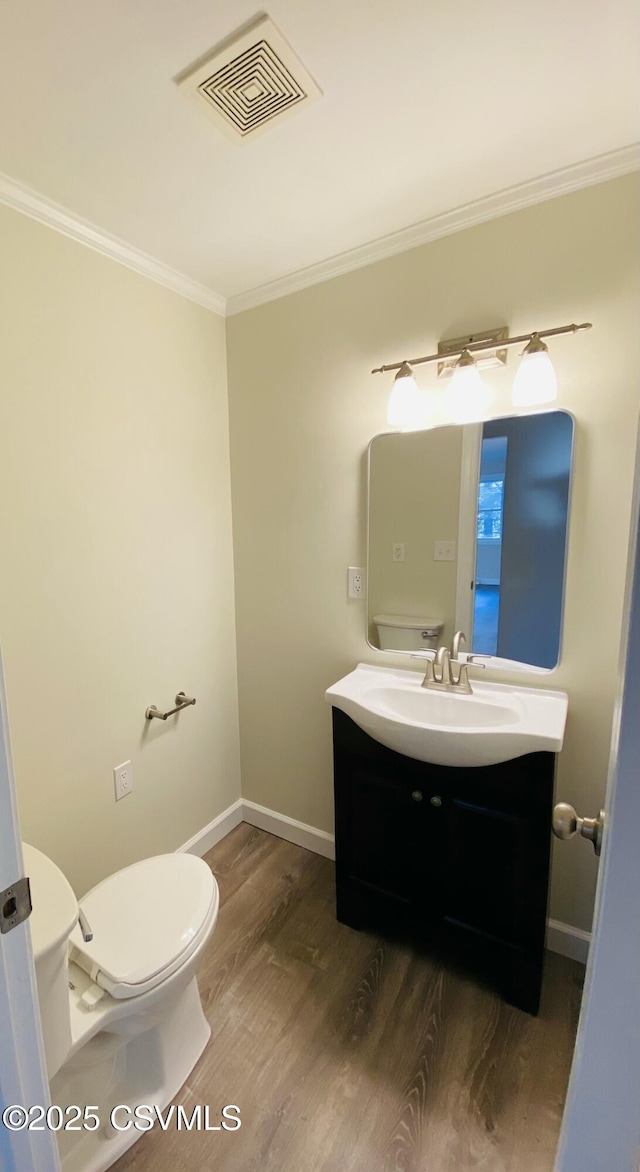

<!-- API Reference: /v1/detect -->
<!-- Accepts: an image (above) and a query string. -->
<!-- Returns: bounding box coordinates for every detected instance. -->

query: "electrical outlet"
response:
[114,760,133,801]
[348,567,366,599]
[434,540,456,562]
[392,543,405,562]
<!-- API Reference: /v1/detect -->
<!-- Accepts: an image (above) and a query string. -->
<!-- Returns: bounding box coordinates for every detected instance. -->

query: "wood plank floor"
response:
[113,824,584,1172]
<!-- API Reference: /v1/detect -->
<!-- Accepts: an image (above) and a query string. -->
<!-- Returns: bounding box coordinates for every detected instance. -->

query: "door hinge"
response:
[0,876,32,934]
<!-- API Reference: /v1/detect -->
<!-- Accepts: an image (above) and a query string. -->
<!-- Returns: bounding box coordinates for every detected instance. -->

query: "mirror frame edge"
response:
[364,409,578,675]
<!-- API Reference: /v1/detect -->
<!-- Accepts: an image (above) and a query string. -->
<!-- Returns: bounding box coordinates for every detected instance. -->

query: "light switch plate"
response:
[392,543,405,562]
[434,540,456,561]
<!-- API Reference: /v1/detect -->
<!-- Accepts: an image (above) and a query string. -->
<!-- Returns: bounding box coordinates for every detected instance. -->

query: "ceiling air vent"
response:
[176,14,322,142]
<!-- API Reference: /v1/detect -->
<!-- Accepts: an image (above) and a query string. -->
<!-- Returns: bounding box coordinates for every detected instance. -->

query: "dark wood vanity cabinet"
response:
[332,708,555,1014]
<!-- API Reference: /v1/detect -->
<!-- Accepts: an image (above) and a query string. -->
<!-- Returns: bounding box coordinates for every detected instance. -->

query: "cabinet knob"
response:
[411,790,423,802]
[430,795,442,807]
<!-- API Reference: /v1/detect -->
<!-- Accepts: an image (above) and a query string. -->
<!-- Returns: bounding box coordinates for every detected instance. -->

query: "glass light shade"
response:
[386,364,424,429]
[447,354,491,423]
[512,347,558,406]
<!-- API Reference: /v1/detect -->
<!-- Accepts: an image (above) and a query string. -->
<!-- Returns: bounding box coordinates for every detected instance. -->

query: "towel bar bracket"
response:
[145,692,196,721]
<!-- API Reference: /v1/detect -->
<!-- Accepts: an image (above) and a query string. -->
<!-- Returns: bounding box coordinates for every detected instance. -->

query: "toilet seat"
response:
[70,854,218,1000]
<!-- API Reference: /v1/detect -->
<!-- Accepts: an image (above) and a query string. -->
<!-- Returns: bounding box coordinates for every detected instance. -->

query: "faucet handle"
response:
[466,653,491,666]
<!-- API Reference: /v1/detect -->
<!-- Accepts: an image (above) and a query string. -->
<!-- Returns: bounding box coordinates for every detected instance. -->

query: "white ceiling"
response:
[0,0,638,311]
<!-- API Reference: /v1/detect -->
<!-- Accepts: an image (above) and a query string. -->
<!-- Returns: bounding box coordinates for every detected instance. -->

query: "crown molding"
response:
[226,143,640,315]
[0,171,226,317]
[2,144,638,322]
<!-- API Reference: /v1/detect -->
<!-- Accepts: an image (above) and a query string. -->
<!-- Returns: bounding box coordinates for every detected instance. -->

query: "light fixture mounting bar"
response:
[437,327,508,378]
[371,322,592,375]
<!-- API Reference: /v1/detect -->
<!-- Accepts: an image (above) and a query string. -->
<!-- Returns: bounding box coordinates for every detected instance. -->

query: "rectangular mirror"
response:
[367,410,574,670]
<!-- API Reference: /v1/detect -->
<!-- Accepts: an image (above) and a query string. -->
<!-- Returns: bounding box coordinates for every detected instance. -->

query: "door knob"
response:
[552,802,605,856]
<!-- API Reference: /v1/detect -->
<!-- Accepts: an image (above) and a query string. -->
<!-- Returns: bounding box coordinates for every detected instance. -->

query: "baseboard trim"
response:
[180,801,589,961]
[241,800,336,860]
[178,798,244,856]
[546,918,591,964]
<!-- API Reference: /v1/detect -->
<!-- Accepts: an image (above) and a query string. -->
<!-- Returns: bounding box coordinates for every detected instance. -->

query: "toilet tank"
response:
[23,843,78,1078]
[374,614,443,651]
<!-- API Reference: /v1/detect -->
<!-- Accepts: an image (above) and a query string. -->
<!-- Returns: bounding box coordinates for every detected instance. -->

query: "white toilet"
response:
[374,613,443,651]
[24,842,219,1172]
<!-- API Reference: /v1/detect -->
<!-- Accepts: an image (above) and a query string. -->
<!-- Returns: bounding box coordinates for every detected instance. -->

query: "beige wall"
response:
[0,204,241,897]
[2,174,636,932]
[227,174,640,934]
[368,428,463,646]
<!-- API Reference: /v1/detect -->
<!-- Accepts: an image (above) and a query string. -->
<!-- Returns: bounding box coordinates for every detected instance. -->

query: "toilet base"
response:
[50,976,211,1172]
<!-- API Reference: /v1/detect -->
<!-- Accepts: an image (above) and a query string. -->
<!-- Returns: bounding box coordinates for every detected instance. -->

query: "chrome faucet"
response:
[421,631,482,694]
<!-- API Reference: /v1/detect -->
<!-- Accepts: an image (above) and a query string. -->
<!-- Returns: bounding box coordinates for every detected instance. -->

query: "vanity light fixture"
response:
[386,362,423,428]
[512,333,558,406]
[447,349,491,423]
[373,321,591,423]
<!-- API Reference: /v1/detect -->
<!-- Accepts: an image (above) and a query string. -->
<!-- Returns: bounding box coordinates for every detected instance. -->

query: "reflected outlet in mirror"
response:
[367,410,574,670]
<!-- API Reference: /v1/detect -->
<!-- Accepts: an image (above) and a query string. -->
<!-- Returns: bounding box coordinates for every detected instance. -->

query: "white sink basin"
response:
[325,662,568,768]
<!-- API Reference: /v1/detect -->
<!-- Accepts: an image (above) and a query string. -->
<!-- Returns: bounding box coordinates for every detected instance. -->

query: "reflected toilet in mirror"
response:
[367,410,574,670]
[374,614,443,651]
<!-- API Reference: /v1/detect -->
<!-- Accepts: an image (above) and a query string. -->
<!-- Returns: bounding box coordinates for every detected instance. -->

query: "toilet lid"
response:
[70,854,218,999]
[23,843,79,961]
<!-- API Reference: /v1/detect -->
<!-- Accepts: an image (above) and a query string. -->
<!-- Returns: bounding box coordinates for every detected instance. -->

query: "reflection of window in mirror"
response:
[474,437,508,655]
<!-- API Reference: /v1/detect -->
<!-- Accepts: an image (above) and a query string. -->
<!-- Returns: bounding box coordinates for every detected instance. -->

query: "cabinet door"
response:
[337,756,431,907]
[439,794,539,947]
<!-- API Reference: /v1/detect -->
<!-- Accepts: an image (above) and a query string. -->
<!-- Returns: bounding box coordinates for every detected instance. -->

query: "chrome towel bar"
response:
[145,692,196,721]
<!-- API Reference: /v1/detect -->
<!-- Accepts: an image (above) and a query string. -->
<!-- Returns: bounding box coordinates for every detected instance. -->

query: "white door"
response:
[555,475,640,1170]
[0,651,60,1172]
